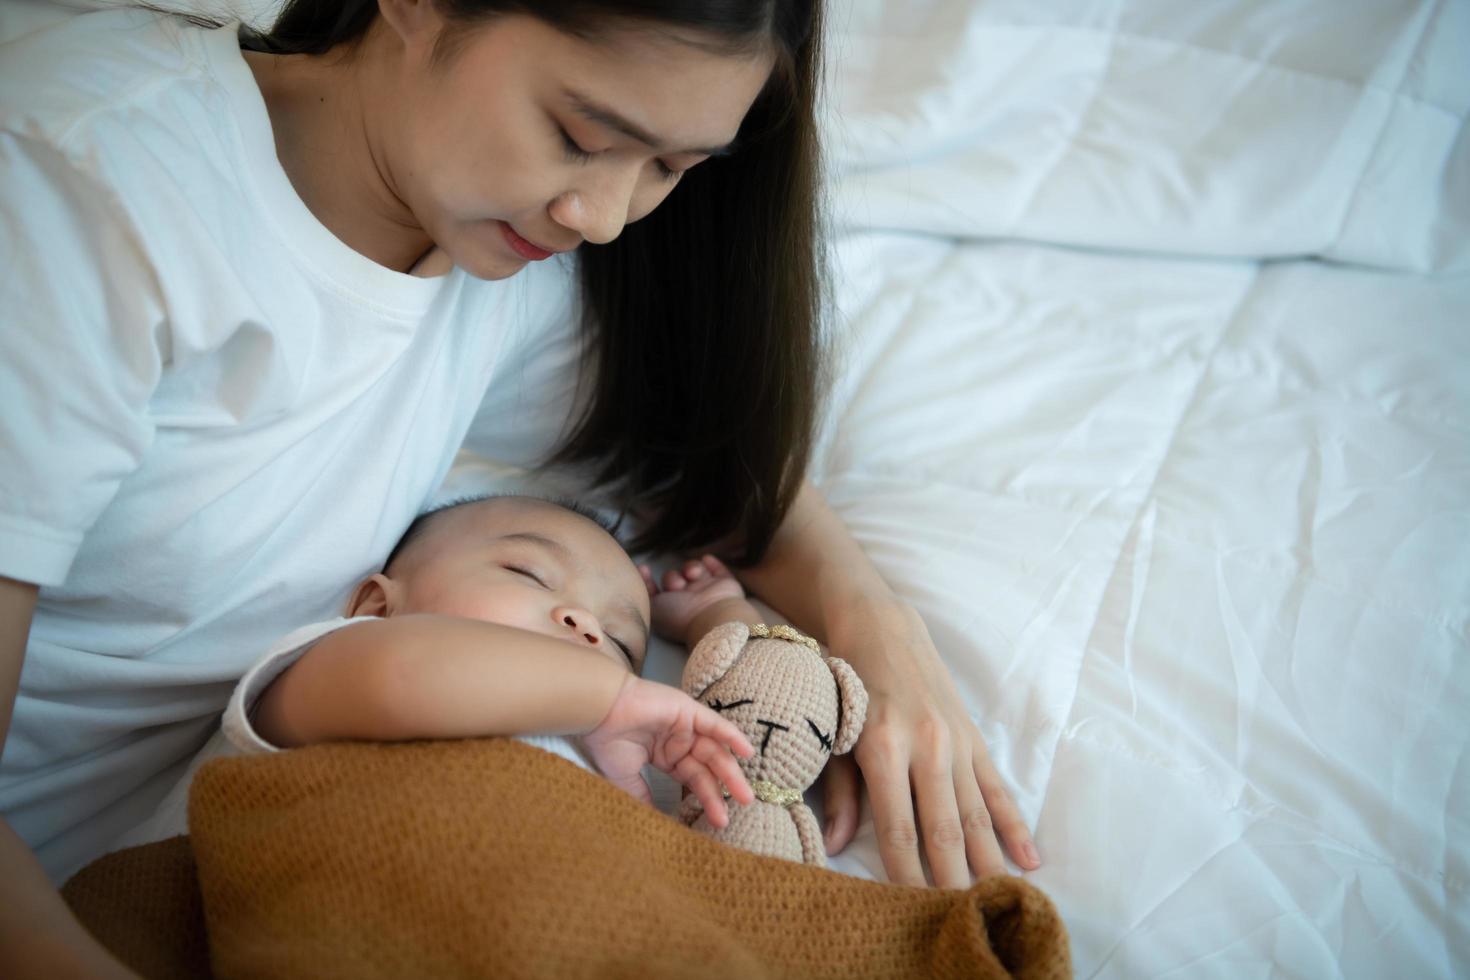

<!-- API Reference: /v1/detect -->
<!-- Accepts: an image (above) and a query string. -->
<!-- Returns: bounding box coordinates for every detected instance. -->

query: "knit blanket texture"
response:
[63,738,1070,978]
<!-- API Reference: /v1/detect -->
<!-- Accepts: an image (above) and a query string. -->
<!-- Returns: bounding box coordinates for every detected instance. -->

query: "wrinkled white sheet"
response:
[784,234,1469,978]
[781,2,1470,975]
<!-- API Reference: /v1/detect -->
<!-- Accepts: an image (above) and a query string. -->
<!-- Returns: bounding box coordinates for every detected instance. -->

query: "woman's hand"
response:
[819,602,1040,887]
[582,674,755,826]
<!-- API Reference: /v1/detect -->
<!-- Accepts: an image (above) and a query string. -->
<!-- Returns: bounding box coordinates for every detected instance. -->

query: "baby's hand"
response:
[582,675,755,827]
[641,555,746,643]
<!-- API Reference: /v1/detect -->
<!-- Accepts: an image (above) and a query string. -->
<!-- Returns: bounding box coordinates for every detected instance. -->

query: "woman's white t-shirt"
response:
[0,10,582,882]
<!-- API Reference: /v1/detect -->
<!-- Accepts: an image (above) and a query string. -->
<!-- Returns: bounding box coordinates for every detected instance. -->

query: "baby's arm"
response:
[252,615,756,824]
[253,615,630,747]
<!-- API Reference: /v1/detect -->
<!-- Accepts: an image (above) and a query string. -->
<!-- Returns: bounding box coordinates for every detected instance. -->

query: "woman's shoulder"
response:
[0,8,225,149]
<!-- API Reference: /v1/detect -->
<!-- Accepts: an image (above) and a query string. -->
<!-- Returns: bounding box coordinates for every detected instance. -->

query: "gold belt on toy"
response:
[725,780,803,809]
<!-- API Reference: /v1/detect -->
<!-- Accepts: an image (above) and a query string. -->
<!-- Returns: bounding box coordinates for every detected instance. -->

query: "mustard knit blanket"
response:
[64,739,1070,979]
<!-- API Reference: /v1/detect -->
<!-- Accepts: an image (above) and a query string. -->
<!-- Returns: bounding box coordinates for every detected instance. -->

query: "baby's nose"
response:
[554,607,603,646]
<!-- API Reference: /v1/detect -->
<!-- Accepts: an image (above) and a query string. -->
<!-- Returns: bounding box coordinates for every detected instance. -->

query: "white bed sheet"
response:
[777,233,1468,978]
[781,4,1469,973]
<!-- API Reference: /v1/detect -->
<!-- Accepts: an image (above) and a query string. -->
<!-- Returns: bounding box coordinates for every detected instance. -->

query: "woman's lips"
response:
[500,222,556,261]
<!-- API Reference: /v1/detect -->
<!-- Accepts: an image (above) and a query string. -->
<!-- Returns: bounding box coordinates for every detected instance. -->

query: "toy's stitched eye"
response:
[807,718,833,752]
[709,698,753,713]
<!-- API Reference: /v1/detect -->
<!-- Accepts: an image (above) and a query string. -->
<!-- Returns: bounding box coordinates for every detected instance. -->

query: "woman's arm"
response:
[735,482,1040,887]
[0,577,136,978]
[252,615,631,747]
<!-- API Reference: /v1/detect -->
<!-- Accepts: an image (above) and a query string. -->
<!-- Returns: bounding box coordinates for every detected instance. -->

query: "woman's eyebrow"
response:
[563,88,738,158]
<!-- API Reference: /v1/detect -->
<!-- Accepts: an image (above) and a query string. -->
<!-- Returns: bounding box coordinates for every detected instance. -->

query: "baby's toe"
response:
[683,559,707,580]
[701,554,730,577]
[661,569,688,591]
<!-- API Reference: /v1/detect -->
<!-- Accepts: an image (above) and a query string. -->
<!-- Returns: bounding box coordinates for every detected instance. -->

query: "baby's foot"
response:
[649,555,746,642]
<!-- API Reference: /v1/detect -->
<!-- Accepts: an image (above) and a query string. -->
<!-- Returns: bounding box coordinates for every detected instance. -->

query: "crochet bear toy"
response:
[679,622,868,867]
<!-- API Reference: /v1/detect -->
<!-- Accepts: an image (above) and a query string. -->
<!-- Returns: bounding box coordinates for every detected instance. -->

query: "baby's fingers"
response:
[674,759,731,828]
[693,709,756,771]
[688,734,754,806]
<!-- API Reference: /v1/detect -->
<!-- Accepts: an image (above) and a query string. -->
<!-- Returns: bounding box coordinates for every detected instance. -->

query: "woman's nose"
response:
[553,606,603,647]
[550,172,637,245]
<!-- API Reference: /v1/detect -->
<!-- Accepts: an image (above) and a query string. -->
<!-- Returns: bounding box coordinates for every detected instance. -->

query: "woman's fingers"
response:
[856,734,927,886]
[820,753,862,855]
[913,740,974,889]
[975,750,1040,870]
[856,718,1038,886]
[951,762,1006,879]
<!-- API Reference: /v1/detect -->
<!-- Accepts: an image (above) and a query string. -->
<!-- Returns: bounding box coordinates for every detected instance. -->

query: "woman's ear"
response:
[345,574,400,619]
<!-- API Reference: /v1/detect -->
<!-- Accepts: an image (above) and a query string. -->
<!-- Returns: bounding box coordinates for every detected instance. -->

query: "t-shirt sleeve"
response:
[220,616,375,754]
[0,130,167,586]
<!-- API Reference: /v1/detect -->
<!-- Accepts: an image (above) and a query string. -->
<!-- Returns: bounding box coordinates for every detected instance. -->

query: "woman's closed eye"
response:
[558,124,681,182]
[558,126,594,164]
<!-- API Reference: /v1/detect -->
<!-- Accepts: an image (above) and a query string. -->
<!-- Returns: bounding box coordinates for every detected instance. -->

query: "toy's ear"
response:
[826,657,868,755]
[681,622,751,698]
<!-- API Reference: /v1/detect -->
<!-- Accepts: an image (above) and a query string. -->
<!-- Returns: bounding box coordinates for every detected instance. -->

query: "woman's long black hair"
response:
[250,0,828,565]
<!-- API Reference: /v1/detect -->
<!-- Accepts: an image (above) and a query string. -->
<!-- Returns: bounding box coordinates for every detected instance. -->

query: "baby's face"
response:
[387,498,650,672]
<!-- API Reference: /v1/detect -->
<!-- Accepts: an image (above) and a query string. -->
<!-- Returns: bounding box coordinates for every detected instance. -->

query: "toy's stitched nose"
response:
[755,719,790,755]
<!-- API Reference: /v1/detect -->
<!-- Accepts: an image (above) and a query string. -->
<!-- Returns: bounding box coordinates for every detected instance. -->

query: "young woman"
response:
[0,0,1037,972]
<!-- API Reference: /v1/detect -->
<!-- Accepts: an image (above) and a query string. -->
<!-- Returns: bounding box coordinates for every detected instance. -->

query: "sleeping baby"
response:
[115,494,756,847]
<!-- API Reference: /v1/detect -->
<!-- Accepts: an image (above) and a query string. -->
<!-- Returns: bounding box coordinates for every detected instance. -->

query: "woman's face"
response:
[384,11,776,280]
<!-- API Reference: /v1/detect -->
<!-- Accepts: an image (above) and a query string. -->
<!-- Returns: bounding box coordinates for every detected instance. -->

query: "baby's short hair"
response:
[382,494,618,574]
